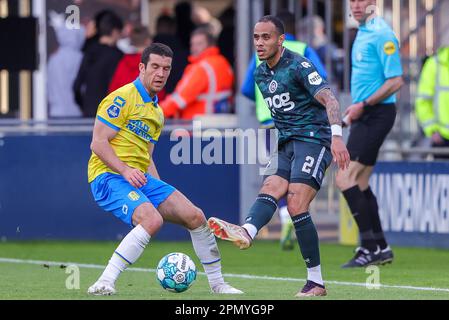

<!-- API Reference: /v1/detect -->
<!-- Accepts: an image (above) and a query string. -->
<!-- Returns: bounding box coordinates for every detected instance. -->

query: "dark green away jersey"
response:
[254,48,331,147]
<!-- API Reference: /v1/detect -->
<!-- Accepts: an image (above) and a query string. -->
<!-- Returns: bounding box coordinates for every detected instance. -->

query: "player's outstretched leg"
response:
[209,176,288,249]
[88,203,162,295]
[207,217,253,249]
[158,190,243,294]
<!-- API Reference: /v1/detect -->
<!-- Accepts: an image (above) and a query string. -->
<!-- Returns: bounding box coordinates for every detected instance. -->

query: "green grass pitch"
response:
[0,240,449,300]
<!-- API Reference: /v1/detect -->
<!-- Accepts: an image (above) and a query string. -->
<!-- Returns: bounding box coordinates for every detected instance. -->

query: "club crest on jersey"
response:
[269,80,278,93]
[301,61,312,68]
[107,96,126,118]
[107,105,121,118]
[128,191,140,201]
[308,72,323,86]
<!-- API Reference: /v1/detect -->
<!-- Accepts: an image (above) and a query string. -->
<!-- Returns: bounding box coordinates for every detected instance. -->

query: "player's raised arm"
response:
[91,119,147,188]
[314,88,350,170]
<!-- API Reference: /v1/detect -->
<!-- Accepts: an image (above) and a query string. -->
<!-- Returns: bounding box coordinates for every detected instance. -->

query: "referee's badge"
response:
[269,80,278,93]
[384,41,396,55]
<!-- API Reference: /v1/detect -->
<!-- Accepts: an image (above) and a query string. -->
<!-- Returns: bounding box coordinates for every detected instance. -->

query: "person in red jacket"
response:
[160,27,234,119]
[108,26,154,94]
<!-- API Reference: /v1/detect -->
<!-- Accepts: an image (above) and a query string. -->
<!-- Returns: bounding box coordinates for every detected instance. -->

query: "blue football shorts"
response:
[90,172,176,227]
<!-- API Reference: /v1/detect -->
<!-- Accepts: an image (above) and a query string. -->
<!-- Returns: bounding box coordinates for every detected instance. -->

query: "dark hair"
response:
[97,11,123,37]
[258,15,285,35]
[130,25,151,47]
[141,43,174,65]
[156,14,176,33]
[191,26,216,46]
[276,10,295,34]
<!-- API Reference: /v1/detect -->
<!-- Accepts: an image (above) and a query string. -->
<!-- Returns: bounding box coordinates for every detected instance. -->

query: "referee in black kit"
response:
[336,0,404,268]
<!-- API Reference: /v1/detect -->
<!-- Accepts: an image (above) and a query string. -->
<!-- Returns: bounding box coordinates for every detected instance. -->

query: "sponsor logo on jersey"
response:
[308,72,323,86]
[126,120,154,142]
[122,204,128,215]
[264,92,295,112]
[301,61,312,68]
[356,52,363,62]
[269,80,278,93]
[383,41,396,55]
[128,191,140,201]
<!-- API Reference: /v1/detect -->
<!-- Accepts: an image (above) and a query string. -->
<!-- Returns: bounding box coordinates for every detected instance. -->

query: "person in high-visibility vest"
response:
[240,10,328,251]
[415,46,449,156]
[160,27,234,119]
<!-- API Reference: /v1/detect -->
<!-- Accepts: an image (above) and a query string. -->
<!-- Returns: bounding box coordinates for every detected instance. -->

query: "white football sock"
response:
[242,223,258,239]
[307,265,324,286]
[189,223,224,287]
[279,206,291,225]
[99,224,151,284]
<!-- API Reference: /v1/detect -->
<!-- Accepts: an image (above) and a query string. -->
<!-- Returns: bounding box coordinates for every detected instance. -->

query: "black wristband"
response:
[362,100,371,111]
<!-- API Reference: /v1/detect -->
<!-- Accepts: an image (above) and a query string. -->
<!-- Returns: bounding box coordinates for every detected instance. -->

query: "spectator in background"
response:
[82,9,114,53]
[73,11,124,118]
[117,21,139,55]
[160,27,234,120]
[217,6,235,69]
[191,5,222,38]
[108,26,152,93]
[47,10,85,118]
[299,15,344,88]
[175,2,196,50]
[415,46,449,159]
[153,14,189,96]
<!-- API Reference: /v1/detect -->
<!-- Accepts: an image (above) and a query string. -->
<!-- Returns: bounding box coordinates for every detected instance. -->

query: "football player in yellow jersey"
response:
[87,43,242,295]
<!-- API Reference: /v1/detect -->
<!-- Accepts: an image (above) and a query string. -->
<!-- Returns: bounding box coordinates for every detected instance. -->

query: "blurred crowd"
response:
[47,2,237,120]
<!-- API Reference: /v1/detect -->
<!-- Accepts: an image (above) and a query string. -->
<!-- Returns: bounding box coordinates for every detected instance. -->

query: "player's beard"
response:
[265,47,280,63]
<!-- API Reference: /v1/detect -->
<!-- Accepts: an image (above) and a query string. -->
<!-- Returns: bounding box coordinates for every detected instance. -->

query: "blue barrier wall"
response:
[0,133,239,240]
[372,162,449,249]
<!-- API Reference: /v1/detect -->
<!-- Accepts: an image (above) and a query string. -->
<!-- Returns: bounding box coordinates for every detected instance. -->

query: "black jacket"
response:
[73,42,123,118]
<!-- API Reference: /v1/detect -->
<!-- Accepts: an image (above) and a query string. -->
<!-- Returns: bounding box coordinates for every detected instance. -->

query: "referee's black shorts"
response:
[346,103,396,166]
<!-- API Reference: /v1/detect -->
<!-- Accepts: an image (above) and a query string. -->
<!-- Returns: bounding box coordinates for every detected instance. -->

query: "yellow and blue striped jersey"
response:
[88,78,164,183]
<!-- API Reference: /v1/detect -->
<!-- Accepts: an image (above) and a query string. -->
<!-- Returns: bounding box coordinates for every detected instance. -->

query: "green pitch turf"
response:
[0,240,448,300]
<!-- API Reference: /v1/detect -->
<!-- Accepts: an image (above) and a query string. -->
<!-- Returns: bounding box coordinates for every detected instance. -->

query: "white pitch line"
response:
[1,257,449,293]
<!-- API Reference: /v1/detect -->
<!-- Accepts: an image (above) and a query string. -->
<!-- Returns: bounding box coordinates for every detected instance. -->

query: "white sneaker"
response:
[211,283,244,294]
[208,217,252,249]
[87,280,116,296]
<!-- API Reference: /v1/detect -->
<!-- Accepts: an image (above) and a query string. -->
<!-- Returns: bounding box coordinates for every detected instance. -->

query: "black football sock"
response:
[244,194,278,232]
[363,187,388,250]
[292,212,321,268]
[342,186,378,252]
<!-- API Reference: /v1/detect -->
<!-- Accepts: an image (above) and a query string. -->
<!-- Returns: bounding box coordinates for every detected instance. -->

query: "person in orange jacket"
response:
[160,27,234,119]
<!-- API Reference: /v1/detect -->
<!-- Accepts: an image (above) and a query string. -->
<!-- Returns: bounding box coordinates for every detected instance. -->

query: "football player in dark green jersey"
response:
[209,15,349,297]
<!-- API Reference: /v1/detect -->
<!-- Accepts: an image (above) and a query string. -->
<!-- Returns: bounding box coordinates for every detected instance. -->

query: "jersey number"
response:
[302,156,315,174]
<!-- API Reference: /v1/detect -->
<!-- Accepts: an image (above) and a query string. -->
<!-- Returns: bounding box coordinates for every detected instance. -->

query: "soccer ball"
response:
[156,252,197,293]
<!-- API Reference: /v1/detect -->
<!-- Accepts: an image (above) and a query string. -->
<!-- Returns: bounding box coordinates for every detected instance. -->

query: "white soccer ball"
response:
[156,252,197,293]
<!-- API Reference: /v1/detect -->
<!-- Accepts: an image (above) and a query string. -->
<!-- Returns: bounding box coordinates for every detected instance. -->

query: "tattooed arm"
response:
[314,88,343,126]
[314,88,350,170]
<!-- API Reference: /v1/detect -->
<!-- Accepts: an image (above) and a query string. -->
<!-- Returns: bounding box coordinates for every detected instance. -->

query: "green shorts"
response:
[263,140,332,191]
